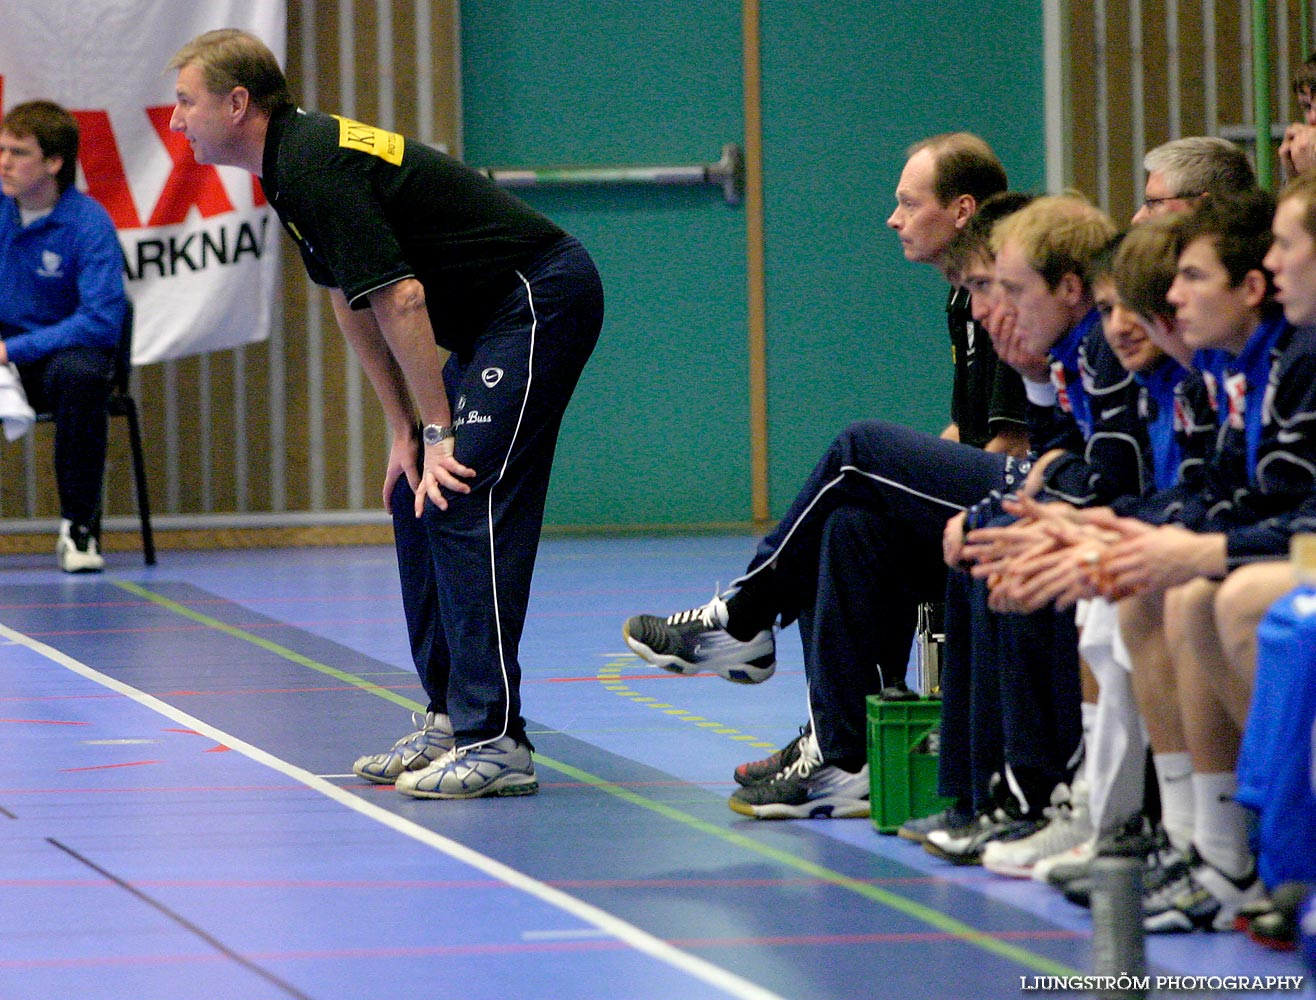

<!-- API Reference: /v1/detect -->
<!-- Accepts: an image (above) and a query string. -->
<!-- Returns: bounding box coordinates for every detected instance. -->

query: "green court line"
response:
[114,580,420,712]
[114,579,1082,979]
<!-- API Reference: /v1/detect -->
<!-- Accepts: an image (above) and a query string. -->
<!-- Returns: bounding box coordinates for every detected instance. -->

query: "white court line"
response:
[2,622,783,1000]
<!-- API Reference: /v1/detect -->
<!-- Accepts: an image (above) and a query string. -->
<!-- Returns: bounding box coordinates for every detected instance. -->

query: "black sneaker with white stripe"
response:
[623,594,775,684]
[728,731,869,820]
[734,722,811,786]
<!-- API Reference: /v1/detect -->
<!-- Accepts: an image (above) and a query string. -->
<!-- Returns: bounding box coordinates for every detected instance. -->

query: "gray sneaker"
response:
[352,711,454,784]
[897,802,974,843]
[395,735,538,799]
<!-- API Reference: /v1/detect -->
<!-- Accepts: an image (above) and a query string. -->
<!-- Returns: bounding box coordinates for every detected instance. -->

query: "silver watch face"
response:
[423,424,449,446]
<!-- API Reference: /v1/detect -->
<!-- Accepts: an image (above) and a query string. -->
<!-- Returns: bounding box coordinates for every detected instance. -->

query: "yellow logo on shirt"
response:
[333,115,404,166]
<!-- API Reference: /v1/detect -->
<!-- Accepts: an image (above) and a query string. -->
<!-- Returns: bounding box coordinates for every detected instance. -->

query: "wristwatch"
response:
[421,423,454,446]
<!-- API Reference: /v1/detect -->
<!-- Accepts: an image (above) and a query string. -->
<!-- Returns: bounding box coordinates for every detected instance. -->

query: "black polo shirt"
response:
[260,106,564,354]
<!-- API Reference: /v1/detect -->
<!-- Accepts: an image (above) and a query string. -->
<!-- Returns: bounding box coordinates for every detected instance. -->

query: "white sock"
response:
[1081,701,1098,739]
[1154,751,1195,852]
[1191,771,1253,880]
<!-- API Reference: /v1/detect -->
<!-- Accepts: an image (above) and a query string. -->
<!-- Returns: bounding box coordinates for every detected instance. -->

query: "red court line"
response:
[1,684,423,704]
[0,777,742,797]
[0,595,395,612]
[23,617,402,639]
[0,718,91,726]
[0,926,1085,972]
[60,761,162,773]
[0,874,957,891]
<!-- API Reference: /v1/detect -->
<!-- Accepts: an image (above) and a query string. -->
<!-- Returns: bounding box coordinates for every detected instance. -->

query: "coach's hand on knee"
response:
[415,440,476,514]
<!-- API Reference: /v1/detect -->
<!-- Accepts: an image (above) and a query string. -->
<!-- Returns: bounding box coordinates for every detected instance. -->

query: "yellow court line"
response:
[113,580,1082,980]
[596,653,777,749]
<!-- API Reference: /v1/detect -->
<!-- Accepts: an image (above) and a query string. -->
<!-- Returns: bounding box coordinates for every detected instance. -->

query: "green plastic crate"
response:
[866,696,954,834]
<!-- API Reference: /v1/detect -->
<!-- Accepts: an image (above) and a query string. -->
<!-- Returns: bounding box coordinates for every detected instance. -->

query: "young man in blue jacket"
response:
[0,101,128,572]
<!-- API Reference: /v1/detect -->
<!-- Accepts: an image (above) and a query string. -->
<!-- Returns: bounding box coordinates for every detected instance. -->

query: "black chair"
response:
[34,302,156,565]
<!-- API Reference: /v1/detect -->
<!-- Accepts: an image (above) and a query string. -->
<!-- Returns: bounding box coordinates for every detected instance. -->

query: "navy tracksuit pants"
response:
[732,420,1025,768]
[17,344,115,531]
[391,237,603,748]
[939,558,1082,812]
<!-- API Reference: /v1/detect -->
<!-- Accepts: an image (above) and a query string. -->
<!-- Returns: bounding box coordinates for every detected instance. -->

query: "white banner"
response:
[0,1,285,364]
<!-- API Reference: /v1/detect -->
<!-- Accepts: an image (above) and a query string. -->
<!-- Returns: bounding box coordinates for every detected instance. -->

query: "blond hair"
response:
[991,193,1118,290]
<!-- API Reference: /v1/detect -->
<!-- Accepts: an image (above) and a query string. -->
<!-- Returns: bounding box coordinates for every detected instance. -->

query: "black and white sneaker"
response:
[57,519,104,573]
[1143,846,1265,933]
[728,732,869,819]
[734,721,811,786]
[923,774,1044,865]
[896,802,974,844]
[623,594,775,684]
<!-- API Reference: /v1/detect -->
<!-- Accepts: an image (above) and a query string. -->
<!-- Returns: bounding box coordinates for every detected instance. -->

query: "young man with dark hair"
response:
[0,100,128,572]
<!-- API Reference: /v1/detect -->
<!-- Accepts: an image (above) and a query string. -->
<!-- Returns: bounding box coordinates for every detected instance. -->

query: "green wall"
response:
[460,1,1045,528]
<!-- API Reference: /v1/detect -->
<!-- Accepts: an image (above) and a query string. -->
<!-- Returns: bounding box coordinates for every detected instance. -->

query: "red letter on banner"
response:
[70,109,143,229]
[144,105,234,225]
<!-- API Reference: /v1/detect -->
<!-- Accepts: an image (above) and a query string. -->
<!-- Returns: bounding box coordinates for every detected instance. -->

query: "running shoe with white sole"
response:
[983,780,1092,879]
[395,736,538,799]
[734,722,810,786]
[1143,846,1264,933]
[1032,837,1095,885]
[896,802,974,844]
[728,732,868,819]
[924,773,1043,865]
[624,594,775,685]
[1063,823,1186,907]
[352,711,455,784]
[57,519,104,573]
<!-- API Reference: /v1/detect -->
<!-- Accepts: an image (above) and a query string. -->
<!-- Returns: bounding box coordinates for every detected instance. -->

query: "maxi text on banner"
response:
[0,2,286,364]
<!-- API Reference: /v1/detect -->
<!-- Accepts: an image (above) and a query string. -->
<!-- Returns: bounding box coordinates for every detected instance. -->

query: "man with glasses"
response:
[1131,136,1255,224]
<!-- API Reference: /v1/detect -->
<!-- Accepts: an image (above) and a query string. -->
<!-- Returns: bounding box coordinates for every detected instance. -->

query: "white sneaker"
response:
[982,780,1092,878]
[1032,837,1095,885]
[395,735,538,799]
[57,519,104,573]
[352,711,454,783]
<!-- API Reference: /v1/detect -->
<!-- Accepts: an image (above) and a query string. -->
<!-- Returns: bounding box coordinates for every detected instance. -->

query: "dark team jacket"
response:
[1012,307,1163,511]
[963,308,1152,529]
[1107,352,1222,519]
[1121,312,1316,567]
[260,106,565,354]
[947,287,1027,449]
[1195,319,1316,565]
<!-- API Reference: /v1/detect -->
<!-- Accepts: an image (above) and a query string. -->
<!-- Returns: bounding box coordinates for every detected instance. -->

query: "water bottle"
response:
[1089,855,1146,999]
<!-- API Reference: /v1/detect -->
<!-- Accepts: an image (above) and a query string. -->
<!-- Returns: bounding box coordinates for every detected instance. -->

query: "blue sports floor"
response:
[0,535,1308,999]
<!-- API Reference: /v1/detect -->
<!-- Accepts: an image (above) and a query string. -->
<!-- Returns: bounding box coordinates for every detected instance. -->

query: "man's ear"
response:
[229,86,253,122]
[1240,268,1269,309]
[952,193,977,229]
[1057,270,1086,306]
